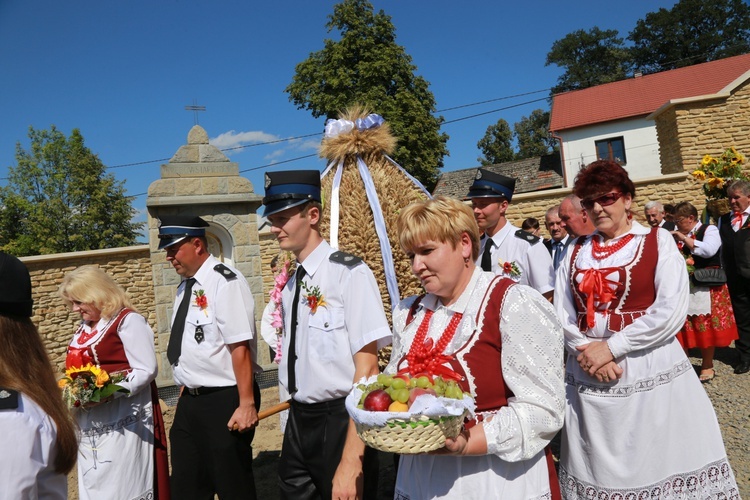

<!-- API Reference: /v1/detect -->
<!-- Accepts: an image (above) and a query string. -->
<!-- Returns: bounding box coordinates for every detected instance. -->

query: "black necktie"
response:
[288,266,306,395]
[167,277,196,366]
[553,241,564,270]
[481,239,493,272]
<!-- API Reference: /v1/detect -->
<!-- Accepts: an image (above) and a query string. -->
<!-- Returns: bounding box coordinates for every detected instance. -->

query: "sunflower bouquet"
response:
[691,147,748,200]
[58,364,129,408]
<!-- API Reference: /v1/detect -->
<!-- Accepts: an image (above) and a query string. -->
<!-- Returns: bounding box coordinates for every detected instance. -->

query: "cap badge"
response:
[0,390,10,399]
[476,170,483,180]
[264,173,271,189]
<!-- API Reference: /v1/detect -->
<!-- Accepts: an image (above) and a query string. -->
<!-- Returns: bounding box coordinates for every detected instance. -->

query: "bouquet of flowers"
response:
[58,364,129,408]
[691,147,748,200]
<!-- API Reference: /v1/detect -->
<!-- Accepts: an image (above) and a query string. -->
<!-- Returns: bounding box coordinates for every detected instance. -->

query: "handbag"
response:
[691,268,727,287]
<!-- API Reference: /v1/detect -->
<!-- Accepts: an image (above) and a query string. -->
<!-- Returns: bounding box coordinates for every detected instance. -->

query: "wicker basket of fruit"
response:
[345,374,474,454]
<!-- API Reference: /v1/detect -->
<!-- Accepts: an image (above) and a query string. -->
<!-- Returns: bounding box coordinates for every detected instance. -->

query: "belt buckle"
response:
[188,387,200,396]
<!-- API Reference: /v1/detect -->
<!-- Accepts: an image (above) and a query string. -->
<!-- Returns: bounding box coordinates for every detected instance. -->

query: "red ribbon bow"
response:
[733,212,744,226]
[578,269,617,329]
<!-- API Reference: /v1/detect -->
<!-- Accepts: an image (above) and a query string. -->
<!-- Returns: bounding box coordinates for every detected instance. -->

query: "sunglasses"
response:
[581,192,624,211]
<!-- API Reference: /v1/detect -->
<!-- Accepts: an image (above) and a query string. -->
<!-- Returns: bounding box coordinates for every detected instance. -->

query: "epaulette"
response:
[515,229,540,245]
[329,251,363,267]
[0,388,19,410]
[213,263,237,280]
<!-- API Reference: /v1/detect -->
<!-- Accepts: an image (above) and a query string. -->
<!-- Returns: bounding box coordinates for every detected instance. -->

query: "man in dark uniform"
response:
[160,215,262,498]
[263,170,391,499]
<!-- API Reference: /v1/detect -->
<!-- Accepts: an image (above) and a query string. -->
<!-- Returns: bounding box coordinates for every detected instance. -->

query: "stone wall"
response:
[655,78,750,177]
[25,172,706,378]
[21,246,154,373]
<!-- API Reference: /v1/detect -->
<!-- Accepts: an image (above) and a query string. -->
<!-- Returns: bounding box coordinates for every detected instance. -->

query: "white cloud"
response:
[209,130,280,150]
[264,149,286,161]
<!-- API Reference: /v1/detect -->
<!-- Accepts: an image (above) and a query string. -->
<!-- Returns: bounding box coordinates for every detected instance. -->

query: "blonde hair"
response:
[59,265,135,319]
[397,195,480,261]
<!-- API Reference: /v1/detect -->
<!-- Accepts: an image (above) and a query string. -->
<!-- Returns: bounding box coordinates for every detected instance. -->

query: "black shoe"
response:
[735,361,750,374]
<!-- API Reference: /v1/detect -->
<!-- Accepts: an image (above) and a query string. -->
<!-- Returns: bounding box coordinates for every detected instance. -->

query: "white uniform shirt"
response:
[0,392,67,500]
[477,222,554,294]
[171,255,260,388]
[279,240,391,403]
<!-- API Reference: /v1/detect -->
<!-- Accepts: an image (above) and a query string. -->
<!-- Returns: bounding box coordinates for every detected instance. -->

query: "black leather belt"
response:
[289,397,346,412]
[185,385,235,396]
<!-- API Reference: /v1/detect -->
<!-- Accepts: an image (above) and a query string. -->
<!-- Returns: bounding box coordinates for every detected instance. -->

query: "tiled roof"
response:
[549,53,750,131]
[433,152,563,199]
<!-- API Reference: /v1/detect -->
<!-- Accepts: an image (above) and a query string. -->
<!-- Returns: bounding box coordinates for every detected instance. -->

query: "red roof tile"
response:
[549,53,750,131]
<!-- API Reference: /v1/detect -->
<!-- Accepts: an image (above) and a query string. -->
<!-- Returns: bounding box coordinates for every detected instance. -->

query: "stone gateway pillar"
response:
[147,125,264,386]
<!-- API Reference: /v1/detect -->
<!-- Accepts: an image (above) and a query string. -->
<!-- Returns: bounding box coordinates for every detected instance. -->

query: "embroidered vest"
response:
[682,224,721,269]
[569,228,658,333]
[401,277,562,500]
[401,277,516,426]
[65,308,134,373]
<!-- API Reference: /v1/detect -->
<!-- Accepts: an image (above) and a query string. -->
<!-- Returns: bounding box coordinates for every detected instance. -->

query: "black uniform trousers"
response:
[170,382,261,500]
[278,397,379,499]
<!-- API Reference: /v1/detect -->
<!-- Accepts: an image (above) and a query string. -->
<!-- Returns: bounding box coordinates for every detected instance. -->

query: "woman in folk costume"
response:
[59,265,169,500]
[385,196,565,499]
[554,160,739,498]
[671,201,738,383]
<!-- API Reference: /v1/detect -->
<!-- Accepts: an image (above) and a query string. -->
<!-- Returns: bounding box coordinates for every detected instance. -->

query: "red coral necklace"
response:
[400,309,463,381]
[591,233,635,260]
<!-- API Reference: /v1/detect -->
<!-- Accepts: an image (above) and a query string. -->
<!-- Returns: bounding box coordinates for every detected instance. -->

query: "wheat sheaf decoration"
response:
[319,106,429,365]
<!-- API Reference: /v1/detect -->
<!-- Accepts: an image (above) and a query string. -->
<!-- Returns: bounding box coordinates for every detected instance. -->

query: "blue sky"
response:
[0,0,677,233]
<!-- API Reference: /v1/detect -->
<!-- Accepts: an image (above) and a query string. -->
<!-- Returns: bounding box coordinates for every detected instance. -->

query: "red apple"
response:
[408,387,437,407]
[363,389,393,412]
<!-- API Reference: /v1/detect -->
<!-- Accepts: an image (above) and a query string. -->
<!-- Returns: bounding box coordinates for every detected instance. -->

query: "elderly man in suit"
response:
[644,201,676,231]
[719,180,750,374]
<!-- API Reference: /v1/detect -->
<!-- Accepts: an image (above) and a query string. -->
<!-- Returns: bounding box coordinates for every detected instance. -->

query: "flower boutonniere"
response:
[193,290,208,316]
[498,259,522,280]
[300,281,327,314]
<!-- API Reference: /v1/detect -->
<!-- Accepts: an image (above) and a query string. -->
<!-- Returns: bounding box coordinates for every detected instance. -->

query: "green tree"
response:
[285,0,448,190]
[546,27,632,93]
[514,109,556,159]
[0,126,144,256]
[629,0,750,73]
[477,119,514,165]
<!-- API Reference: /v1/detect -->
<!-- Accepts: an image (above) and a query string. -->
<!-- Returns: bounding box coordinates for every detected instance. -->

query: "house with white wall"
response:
[549,53,750,187]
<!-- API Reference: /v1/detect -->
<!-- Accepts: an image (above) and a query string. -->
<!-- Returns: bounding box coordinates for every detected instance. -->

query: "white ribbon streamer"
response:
[329,159,345,250]
[356,155,401,311]
[384,154,432,198]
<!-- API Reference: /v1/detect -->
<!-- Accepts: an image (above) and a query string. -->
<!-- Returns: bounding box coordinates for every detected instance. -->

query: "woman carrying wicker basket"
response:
[385,196,565,499]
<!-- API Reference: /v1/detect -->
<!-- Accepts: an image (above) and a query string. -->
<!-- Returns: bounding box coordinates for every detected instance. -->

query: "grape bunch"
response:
[356,373,469,412]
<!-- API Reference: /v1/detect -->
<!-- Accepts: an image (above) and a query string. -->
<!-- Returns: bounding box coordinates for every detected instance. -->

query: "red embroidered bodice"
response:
[399,277,516,426]
[65,308,133,373]
[568,228,659,333]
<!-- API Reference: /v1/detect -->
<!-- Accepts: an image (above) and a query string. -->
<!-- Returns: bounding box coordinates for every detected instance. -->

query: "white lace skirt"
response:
[560,337,739,499]
[395,449,553,499]
[74,389,154,500]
